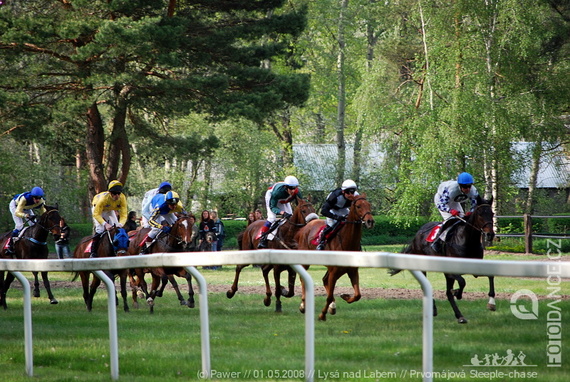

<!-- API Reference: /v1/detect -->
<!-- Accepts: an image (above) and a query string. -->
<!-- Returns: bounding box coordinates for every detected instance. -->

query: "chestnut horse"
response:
[127,215,195,313]
[391,196,495,324]
[295,195,375,321]
[0,206,62,309]
[72,227,131,312]
[226,197,318,312]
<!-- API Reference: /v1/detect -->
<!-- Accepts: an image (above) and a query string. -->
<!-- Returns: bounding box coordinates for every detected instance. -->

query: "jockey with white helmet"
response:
[258,175,303,249]
[316,179,359,250]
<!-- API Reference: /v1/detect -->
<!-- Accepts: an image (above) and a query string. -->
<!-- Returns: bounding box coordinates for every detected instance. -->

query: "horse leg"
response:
[128,270,139,309]
[262,265,273,307]
[119,271,129,313]
[156,274,168,297]
[79,271,92,311]
[183,272,195,308]
[88,276,102,311]
[299,265,310,313]
[284,267,296,298]
[167,275,188,306]
[445,273,467,324]
[319,268,338,321]
[487,276,496,311]
[226,264,248,299]
[273,266,283,313]
[32,271,41,298]
[40,271,58,304]
[0,272,16,310]
[340,267,361,304]
[452,274,466,300]
[147,273,162,314]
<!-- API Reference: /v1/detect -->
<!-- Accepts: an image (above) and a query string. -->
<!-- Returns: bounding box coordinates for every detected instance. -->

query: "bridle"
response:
[24,209,62,246]
[456,204,494,233]
[287,201,317,228]
[345,196,373,224]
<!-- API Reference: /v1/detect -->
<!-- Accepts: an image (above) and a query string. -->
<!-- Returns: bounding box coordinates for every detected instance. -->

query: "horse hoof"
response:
[263,297,271,307]
[487,303,496,311]
[133,302,139,309]
[226,290,235,299]
[33,290,40,298]
[328,302,337,315]
[318,314,327,321]
[299,302,305,314]
[137,291,145,299]
[458,317,468,324]
[453,289,463,300]
[50,299,58,305]
[146,297,155,307]
[180,300,188,306]
[188,301,195,309]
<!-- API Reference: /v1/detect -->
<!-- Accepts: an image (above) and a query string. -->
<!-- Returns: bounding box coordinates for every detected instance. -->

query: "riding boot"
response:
[430,238,443,253]
[7,230,19,254]
[316,225,334,250]
[257,224,270,249]
[141,236,154,254]
[90,234,101,258]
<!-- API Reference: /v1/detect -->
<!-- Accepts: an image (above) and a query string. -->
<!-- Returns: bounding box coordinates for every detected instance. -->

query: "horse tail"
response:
[71,272,79,282]
[237,231,244,250]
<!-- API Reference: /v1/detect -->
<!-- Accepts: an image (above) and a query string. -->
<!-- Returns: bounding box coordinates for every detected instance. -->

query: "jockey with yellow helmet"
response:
[258,175,302,249]
[90,180,128,257]
[7,186,47,253]
[316,179,359,250]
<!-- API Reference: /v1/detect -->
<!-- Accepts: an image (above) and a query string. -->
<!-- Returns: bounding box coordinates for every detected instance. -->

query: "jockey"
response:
[141,181,172,228]
[258,175,302,249]
[143,191,186,253]
[431,172,479,252]
[7,186,47,253]
[317,179,359,250]
[90,180,128,258]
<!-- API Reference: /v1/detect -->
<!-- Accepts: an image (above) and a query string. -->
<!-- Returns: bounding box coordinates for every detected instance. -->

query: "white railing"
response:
[1,250,569,382]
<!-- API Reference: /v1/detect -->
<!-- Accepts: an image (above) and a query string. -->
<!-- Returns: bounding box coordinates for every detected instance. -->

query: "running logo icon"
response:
[465,350,537,367]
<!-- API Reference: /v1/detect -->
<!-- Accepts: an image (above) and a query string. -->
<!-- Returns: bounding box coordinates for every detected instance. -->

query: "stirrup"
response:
[257,238,268,249]
[316,242,325,250]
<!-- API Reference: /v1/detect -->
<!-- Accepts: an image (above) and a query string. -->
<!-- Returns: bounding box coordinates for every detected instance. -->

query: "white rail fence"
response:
[1,250,569,382]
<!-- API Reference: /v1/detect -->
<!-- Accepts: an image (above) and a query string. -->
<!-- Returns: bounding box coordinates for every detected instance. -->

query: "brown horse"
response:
[0,206,62,309]
[127,215,195,313]
[72,227,131,312]
[392,196,495,324]
[295,195,375,321]
[226,197,318,312]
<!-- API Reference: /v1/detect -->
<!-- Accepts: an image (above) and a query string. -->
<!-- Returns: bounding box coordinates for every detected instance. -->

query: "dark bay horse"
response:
[226,197,318,312]
[72,227,131,312]
[127,215,195,313]
[295,195,375,321]
[392,196,495,324]
[0,206,62,309]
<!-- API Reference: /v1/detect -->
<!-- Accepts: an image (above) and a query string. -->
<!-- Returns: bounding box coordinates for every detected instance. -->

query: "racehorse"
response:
[392,196,495,324]
[72,226,131,312]
[226,197,318,312]
[127,215,195,313]
[295,195,375,321]
[0,206,63,309]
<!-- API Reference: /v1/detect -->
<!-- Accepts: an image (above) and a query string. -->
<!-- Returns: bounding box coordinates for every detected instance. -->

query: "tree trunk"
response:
[86,103,107,198]
[335,0,348,184]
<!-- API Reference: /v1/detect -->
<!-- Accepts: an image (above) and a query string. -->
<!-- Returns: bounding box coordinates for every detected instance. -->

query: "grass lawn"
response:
[1,248,567,381]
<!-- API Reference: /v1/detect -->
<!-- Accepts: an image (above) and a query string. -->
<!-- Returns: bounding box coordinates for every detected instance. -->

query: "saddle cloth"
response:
[426,223,442,243]
[310,226,326,246]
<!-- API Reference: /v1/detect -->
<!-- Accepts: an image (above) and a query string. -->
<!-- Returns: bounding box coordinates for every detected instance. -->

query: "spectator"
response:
[247,211,256,226]
[54,218,72,259]
[125,211,139,232]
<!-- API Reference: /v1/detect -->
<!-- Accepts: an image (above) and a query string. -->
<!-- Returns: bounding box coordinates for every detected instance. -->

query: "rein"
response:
[456,204,493,233]
[346,196,373,224]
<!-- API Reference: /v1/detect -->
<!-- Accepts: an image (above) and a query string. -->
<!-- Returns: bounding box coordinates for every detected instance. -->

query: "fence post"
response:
[524,213,533,254]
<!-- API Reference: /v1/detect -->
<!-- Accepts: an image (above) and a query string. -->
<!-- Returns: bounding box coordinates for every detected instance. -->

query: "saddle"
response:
[426,218,462,243]
[310,222,344,246]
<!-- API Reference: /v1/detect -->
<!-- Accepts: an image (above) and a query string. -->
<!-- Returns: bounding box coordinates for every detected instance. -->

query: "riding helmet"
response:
[341,179,357,191]
[284,176,299,187]
[108,180,124,193]
[457,172,474,186]
[165,191,180,205]
[158,181,172,193]
[30,186,45,198]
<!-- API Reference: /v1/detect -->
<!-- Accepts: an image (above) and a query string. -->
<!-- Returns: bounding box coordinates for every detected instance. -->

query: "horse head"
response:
[169,215,194,250]
[293,197,319,225]
[111,227,130,256]
[40,206,63,237]
[349,194,375,229]
[470,196,495,244]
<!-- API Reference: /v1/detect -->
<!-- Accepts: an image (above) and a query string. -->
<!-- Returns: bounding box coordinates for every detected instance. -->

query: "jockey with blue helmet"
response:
[316,179,360,250]
[431,172,480,253]
[258,175,303,249]
[141,181,172,228]
[145,191,186,245]
[7,186,47,253]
